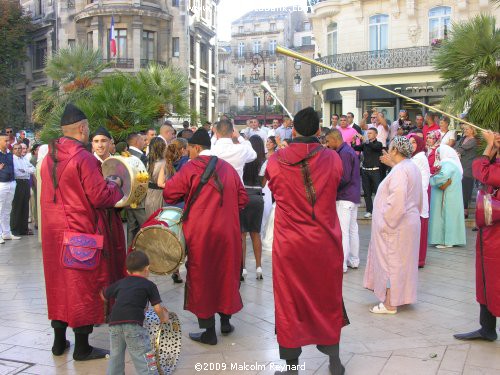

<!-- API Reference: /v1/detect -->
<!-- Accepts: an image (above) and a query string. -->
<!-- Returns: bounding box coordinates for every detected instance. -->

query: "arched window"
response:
[369,14,388,51]
[327,22,337,55]
[429,6,451,42]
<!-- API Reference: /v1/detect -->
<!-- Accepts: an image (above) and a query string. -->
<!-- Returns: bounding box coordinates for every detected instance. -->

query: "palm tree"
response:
[432,14,500,131]
[33,45,109,142]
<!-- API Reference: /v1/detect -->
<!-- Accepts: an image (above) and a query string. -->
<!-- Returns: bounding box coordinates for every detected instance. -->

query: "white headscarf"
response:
[437,144,463,175]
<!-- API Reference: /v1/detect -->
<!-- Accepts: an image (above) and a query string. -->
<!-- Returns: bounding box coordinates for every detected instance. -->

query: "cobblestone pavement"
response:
[0,224,498,375]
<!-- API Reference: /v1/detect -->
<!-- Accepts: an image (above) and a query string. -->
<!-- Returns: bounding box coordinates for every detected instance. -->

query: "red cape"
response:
[266,142,345,347]
[164,156,248,319]
[472,156,500,316]
[41,138,125,327]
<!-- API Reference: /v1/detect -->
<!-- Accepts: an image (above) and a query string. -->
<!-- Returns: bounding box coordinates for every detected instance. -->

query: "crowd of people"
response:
[2,102,498,375]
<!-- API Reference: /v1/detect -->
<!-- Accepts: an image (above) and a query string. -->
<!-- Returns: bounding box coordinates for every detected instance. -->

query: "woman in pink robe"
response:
[363,136,423,314]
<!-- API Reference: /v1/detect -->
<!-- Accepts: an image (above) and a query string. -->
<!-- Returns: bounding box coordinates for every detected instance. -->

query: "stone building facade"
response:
[217,9,314,125]
[20,0,218,124]
[309,0,500,125]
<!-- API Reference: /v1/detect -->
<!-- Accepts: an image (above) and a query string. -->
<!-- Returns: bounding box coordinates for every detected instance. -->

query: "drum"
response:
[144,309,182,375]
[101,155,149,208]
[131,207,186,274]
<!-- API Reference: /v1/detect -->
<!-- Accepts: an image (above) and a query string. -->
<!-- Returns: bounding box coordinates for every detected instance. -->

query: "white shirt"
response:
[376,124,389,147]
[13,155,35,179]
[128,146,143,155]
[243,127,267,142]
[267,129,276,137]
[211,137,257,181]
[94,152,111,164]
[440,129,456,146]
[411,152,430,218]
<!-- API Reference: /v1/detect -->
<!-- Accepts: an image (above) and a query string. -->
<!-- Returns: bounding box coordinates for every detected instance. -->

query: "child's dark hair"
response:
[126,251,150,273]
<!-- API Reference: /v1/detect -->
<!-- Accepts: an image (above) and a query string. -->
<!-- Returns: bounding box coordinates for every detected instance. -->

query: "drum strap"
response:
[181,156,219,222]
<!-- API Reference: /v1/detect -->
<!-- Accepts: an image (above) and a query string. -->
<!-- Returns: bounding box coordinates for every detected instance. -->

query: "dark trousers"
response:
[10,179,30,235]
[279,343,339,360]
[126,207,147,247]
[198,313,232,329]
[462,176,475,209]
[361,169,381,213]
[480,304,497,334]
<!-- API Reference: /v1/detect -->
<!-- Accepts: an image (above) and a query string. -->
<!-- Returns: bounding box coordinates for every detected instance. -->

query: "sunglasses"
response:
[6,131,13,133]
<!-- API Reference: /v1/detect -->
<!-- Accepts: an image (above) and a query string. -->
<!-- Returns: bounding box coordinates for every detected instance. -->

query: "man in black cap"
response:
[40,103,125,361]
[163,129,249,345]
[265,107,346,375]
[92,126,113,163]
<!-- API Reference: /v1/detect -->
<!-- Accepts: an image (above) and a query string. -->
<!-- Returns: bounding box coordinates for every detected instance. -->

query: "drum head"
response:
[102,158,131,202]
[144,309,182,375]
[132,225,184,275]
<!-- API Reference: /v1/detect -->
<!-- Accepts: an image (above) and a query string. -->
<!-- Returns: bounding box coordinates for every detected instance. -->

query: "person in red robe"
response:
[41,103,125,361]
[455,130,500,342]
[163,129,248,345]
[265,107,346,375]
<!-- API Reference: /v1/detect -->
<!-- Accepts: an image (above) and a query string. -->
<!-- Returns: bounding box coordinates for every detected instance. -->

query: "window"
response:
[304,22,311,31]
[87,32,93,50]
[35,0,42,16]
[429,6,451,42]
[270,63,276,79]
[238,92,245,108]
[253,41,261,54]
[190,36,195,65]
[369,14,389,51]
[142,31,155,61]
[302,36,312,46]
[200,43,208,70]
[254,24,260,32]
[270,23,276,31]
[172,0,179,6]
[172,37,180,57]
[33,39,47,70]
[68,39,76,49]
[238,65,244,80]
[253,95,261,111]
[238,26,244,34]
[220,77,226,90]
[294,82,302,93]
[294,99,302,113]
[327,22,337,55]
[238,42,245,57]
[109,29,127,58]
[269,40,277,54]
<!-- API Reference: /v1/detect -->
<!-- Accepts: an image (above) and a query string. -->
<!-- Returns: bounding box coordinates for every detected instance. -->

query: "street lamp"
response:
[252,52,267,126]
[294,60,302,85]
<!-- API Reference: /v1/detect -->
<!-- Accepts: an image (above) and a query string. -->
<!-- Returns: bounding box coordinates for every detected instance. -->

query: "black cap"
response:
[188,129,211,149]
[60,103,87,127]
[92,126,112,140]
[293,107,319,137]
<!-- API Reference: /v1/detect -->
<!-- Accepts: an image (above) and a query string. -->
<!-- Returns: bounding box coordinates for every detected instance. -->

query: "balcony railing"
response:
[107,58,134,69]
[140,59,166,68]
[232,50,278,61]
[312,46,433,77]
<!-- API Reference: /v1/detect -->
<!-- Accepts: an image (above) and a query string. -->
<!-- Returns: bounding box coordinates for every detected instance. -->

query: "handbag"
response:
[439,178,452,191]
[61,231,104,270]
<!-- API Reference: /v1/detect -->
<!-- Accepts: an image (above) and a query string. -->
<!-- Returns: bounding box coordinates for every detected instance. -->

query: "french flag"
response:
[110,16,116,57]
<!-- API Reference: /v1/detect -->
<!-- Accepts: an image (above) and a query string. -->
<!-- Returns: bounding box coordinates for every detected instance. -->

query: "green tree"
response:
[433,14,500,131]
[0,0,33,129]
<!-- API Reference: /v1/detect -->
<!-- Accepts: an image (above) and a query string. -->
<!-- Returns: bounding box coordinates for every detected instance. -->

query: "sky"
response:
[217,0,309,41]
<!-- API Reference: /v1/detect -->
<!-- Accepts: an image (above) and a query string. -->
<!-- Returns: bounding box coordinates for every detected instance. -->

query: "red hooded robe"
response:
[472,156,500,316]
[41,137,125,327]
[163,155,248,318]
[265,140,345,348]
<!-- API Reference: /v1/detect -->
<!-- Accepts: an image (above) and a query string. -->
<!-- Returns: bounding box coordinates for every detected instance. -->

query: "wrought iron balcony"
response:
[107,58,134,69]
[140,59,166,68]
[234,77,247,84]
[311,46,434,77]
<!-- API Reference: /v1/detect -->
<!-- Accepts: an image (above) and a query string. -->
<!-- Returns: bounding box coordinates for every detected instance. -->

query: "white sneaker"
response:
[241,268,247,281]
[0,238,4,244]
[364,212,372,218]
[2,234,21,240]
[436,245,453,249]
[256,267,263,280]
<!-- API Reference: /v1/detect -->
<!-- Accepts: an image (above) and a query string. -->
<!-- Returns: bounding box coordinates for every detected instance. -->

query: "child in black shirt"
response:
[103,251,168,375]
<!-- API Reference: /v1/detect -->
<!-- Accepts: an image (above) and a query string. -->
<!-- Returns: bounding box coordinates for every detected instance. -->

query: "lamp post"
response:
[294,60,302,85]
[252,52,267,126]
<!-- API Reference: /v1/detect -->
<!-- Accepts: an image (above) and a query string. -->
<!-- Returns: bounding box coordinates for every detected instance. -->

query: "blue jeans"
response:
[107,323,156,375]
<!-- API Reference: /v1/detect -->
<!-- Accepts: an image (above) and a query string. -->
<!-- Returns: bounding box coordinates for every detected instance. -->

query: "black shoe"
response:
[189,331,217,345]
[454,329,497,342]
[52,340,70,356]
[472,226,478,232]
[221,323,234,335]
[418,265,424,269]
[171,273,183,284]
[73,347,109,361]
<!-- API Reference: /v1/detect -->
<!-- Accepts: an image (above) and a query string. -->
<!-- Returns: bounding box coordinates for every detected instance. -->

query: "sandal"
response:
[370,302,397,314]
